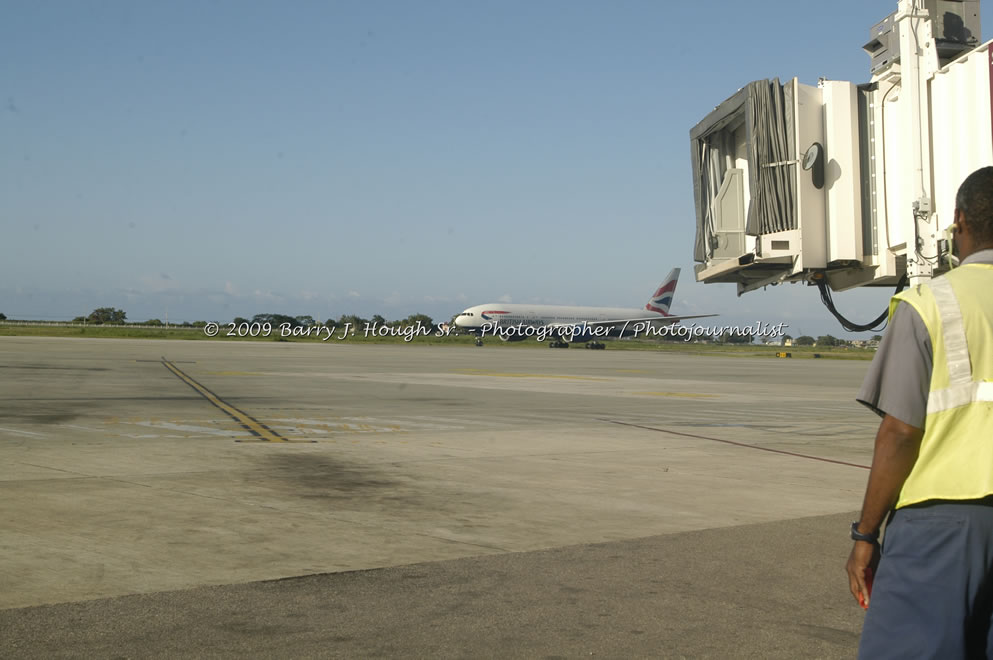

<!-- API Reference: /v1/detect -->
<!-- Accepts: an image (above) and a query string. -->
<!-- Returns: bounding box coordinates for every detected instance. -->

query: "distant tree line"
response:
[792,334,850,347]
[715,331,754,344]
[56,308,439,329]
[232,313,437,330]
[68,307,210,327]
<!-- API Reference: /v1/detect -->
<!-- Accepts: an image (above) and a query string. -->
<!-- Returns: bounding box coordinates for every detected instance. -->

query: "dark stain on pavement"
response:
[262,452,401,498]
[0,365,109,371]
[0,405,81,425]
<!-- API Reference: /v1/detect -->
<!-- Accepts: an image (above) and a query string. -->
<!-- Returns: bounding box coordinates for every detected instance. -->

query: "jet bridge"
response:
[691,0,990,316]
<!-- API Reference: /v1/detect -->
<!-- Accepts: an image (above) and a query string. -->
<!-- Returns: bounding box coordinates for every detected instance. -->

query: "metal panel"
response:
[793,80,827,270]
[928,0,982,57]
[864,13,900,74]
[930,43,993,234]
[822,81,864,263]
[864,1,981,75]
[878,76,911,253]
[713,169,746,260]
[858,85,878,257]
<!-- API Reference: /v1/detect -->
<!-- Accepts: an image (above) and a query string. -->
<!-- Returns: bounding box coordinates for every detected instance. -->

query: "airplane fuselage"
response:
[454,303,676,340]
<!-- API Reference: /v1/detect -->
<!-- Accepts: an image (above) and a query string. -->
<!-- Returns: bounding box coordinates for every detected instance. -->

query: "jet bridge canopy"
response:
[690,77,837,294]
[689,1,992,302]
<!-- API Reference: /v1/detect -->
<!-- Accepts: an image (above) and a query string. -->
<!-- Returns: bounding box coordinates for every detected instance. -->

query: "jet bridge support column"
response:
[892,0,940,287]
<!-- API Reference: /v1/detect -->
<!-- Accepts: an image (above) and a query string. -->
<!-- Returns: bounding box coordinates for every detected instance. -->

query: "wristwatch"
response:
[851,521,880,545]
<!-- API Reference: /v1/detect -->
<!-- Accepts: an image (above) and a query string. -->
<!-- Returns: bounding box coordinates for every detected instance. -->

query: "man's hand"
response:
[847,540,880,608]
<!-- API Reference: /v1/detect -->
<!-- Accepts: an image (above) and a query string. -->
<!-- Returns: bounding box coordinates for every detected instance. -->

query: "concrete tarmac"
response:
[0,336,877,657]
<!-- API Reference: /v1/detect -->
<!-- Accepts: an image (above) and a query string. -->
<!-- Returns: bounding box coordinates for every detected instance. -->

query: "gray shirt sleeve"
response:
[856,302,932,428]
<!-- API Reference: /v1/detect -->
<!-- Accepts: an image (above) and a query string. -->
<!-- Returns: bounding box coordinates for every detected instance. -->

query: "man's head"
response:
[954,166,993,257]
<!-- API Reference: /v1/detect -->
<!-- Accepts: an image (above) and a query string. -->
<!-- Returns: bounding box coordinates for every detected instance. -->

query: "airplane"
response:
[453,268,717,348]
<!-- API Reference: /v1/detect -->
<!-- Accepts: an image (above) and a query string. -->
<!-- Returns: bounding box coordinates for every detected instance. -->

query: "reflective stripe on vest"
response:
[926,277,993,414]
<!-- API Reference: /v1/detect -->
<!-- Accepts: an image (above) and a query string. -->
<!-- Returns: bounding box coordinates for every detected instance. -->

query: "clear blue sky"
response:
[2,1,988,336]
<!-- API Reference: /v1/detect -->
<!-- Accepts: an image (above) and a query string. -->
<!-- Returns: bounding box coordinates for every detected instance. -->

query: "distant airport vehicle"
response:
[453,268,717,348]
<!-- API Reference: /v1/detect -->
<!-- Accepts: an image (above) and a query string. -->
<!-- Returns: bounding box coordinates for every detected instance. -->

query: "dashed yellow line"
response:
[632,391,718,398]
[454,369,608,381]
[161,358,288,442]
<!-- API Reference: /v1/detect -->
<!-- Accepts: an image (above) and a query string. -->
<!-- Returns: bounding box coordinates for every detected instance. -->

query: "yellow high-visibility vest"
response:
[889,264,993,508]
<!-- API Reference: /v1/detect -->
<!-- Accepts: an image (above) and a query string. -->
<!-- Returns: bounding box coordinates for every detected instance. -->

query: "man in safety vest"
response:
[847,166,993,658]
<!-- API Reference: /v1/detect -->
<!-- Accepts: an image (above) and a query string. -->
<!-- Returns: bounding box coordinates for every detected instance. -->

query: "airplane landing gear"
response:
[548,340,569,348]
[475,337,483,346]
[585,341,605,350]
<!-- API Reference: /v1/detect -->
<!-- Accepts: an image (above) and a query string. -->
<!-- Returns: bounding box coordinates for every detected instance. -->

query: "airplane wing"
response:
[542,314,719,338]
[548,314,718,332]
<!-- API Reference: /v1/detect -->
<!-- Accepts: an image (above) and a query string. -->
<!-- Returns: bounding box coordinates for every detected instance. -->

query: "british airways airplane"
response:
[453,268,716,348]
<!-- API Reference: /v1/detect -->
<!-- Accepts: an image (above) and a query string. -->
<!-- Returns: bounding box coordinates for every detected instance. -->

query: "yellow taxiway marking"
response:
[454,369,608,381]
[632,391,718,398]
[161,358,290,442]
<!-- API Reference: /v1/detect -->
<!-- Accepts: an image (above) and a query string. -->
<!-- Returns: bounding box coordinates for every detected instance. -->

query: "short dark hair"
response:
[956,166,993,244]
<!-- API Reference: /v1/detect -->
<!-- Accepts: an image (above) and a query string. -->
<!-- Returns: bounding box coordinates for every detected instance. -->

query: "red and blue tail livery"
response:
[644,268,679,316]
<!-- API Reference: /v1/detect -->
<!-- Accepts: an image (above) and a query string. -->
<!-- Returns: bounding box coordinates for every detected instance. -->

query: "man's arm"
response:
[846,414,924,607]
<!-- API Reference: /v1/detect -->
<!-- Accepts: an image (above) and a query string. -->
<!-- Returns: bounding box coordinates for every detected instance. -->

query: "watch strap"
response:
[851,521,880,544]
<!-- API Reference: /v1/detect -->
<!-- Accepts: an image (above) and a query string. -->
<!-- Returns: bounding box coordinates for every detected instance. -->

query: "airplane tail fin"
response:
[644,268,680,316]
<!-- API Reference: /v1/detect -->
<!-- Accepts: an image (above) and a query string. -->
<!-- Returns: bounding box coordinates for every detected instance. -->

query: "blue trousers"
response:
[859,502,993,659]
